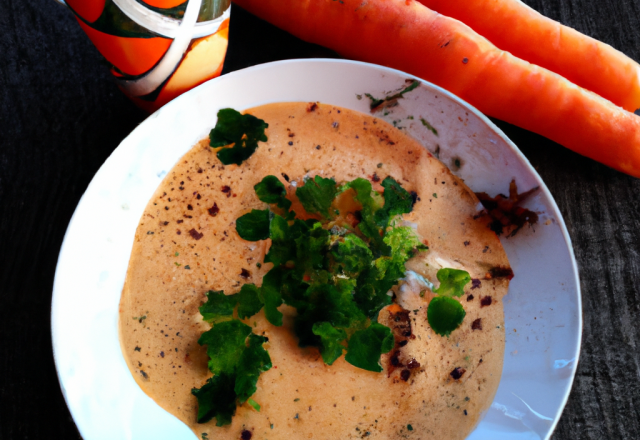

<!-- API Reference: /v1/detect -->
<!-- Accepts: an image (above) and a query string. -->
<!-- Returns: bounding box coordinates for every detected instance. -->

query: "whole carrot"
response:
[233,0,640,177]
[418,0,640,112]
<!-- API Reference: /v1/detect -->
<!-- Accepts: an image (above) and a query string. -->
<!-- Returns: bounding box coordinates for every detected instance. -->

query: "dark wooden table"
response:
[1,1,639,438]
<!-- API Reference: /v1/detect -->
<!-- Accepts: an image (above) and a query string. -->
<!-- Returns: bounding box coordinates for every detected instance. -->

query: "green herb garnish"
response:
[193,172,468,426]
[427,296,466,337]
[248,398,261,411]
[420,117,438,136]
[433,268,471,298]
[365,80,420,112]
[426,268,471,336]
[235,209,270,241]
[254,175,291,211]
[192,320,271,424]
[209,108,268,165]
[344,323,394,372]
[295,175,338,217]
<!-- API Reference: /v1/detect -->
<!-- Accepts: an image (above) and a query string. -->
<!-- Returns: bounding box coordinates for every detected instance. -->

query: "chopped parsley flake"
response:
[365,80,420,112]
[420,117,438,136]
[248,398,261,412]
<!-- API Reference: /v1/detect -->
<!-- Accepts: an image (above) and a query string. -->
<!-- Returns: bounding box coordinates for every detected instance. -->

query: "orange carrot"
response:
[233,0,640,177]
[418,0,640,112]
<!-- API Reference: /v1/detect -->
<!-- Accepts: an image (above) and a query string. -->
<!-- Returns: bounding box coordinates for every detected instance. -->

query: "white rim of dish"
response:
[51,58,582,439]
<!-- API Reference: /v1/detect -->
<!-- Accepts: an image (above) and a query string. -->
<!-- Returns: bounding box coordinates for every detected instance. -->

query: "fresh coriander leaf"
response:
[236,209,270,241]
[276,264,309,311]
[199,290,236,323]
[345,323,394,372]
[383,226,428,262]
[234,333,272,403]
[433,268,471,298]
[264,214,295,267]
[312,322,347,365]
[353,263,396,320]
[344,178,387,253]
[294,278,364,348]
[191,373,237,425]
[248,398,261,412]
[255,175,291,211]
[236,284,263,319]
[199,320,253,375]
[427,296,466,336]
[209,108,268,166]
[259,268,284,326]
[296,176,338,217]
[296,221,330,274]
[331,234,373,275]
[375,177,414,227]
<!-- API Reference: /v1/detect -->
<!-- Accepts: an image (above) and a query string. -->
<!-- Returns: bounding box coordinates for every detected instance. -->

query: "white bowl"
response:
[52,59,581,440]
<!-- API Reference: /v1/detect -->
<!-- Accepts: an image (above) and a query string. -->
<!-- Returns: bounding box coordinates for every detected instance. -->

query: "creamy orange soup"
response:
[119,102,510,439]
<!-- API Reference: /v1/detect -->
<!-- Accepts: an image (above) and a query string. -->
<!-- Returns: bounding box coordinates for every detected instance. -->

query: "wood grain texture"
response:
[0,0,639,439]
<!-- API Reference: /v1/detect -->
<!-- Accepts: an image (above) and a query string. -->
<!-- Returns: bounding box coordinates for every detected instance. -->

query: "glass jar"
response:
[57,0,231,112]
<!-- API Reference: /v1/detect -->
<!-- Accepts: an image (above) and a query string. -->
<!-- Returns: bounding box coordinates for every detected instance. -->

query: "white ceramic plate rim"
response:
[52,58,582,440]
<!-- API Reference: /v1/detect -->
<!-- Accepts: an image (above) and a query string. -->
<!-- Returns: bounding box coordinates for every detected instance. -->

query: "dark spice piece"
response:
[407,359,421,370]
[371,173,381,183]
[288,141,293,146]
[466,294,474,302]
[400,369,411,381]
[307,102,318,112]
[241,430,252,440]
[221,185,231,193]
[450,367,466,380]
[208,203,220,216]
[480,296,492,307]
[475,179,539,237]
[387,307,413,376]
[189,229,204,240]
[281,173,290,182]
[471,318,483,330]
[390,351,402,367]
[489,266,514,280]
[240,268,251,279]
[187,204,193,210]
[409,191,420,207]
[163,221,169,226]
[463,240,470,246]
[471,278,481,289]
